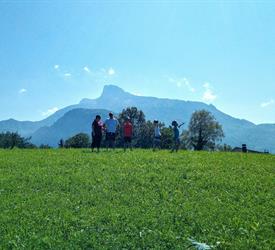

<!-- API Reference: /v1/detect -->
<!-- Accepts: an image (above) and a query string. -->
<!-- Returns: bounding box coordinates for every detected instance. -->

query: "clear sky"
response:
[0,1,274,124]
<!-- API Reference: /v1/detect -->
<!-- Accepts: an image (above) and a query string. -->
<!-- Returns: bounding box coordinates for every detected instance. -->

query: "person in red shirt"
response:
[123,117,133,151]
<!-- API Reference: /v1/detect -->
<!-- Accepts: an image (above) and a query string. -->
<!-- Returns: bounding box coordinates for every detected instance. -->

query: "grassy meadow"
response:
[0,149,274,249]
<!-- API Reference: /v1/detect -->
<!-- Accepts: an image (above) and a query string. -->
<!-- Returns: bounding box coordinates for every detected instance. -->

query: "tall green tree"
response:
[183,110,224,151]
[117,107,146,147]
[160,126,174,149]
[137,120,155,148]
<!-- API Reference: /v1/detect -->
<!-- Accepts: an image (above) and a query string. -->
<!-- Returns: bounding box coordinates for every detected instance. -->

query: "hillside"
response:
[0,85,275,152]
[0,119,48,137]
[0,104,91,137]
[31,109,111,147]
[0,149,274,249]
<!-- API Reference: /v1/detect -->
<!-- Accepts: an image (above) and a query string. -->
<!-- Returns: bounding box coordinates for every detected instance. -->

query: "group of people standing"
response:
[91,112,184,152]
[91,112,132,152]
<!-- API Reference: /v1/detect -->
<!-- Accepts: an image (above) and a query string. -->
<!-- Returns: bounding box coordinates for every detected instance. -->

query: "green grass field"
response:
[0,149,274,249]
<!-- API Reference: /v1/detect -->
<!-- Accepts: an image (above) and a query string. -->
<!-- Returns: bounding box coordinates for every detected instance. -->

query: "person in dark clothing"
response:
[91,115,103,152]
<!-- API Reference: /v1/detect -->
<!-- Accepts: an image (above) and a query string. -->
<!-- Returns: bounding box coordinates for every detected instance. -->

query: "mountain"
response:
[0,101,100,137]
[0,84,275,152]
[31,109,111,147]
[0,119,43,137]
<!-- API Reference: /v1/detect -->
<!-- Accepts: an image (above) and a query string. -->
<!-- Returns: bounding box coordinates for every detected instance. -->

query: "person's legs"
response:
[171,139,176,152]
[124,137,127,152]
[156,138,161,150]
[91,135,95,152]
[129,137,132,151]
[96,136,101,152]
[109,139,113,149]
[106,133,110,151]
[153,138,157,151]
[171,139,180,152]
[153,138,160,151]
[171,143,175,153]
[110,133,116,150]
[108,139,112,150]
[171,139,179,152]
[176,139,180,152]
[124,137,132,151]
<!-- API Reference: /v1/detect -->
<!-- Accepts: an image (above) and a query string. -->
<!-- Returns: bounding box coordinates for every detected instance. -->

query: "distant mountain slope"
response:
[0,102,97,137]
[1,84,275,152]
[0,119,43,137]
[31,109,110,147]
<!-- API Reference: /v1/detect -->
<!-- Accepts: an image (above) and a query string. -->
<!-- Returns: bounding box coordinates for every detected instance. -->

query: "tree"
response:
[0,132,36,149]
[117,107,146,147]
[183,110,224,151]
[160,126,173,149]
[137,120,155,148]
[64,133,90,148]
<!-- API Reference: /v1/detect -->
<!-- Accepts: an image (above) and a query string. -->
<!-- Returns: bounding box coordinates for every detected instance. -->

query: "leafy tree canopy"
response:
[65,133,90,148]
[0,132,36,149]
[183,110,224,151]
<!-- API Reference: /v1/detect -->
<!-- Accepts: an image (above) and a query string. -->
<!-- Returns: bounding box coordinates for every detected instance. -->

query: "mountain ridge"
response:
[0,84,274,152]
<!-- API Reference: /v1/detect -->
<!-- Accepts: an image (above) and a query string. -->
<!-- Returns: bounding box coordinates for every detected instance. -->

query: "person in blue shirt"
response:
[103,112,119,150]
[171,120,184,152]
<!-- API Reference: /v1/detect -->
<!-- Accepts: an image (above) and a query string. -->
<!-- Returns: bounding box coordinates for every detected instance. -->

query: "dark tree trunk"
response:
[195,127,204,151]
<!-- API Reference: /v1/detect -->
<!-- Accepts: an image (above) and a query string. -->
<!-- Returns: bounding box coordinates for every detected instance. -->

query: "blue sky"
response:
[0,1,274,124]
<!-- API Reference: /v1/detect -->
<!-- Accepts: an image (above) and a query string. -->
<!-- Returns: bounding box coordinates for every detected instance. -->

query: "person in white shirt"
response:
[153,120,161,151]
[104,112,119,150]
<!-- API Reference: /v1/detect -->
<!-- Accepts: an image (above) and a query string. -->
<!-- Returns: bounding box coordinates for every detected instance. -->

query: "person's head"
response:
[109,112,114,119]
[172,120,178,127]
[95,115,101,122]
[154,120,159,126]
